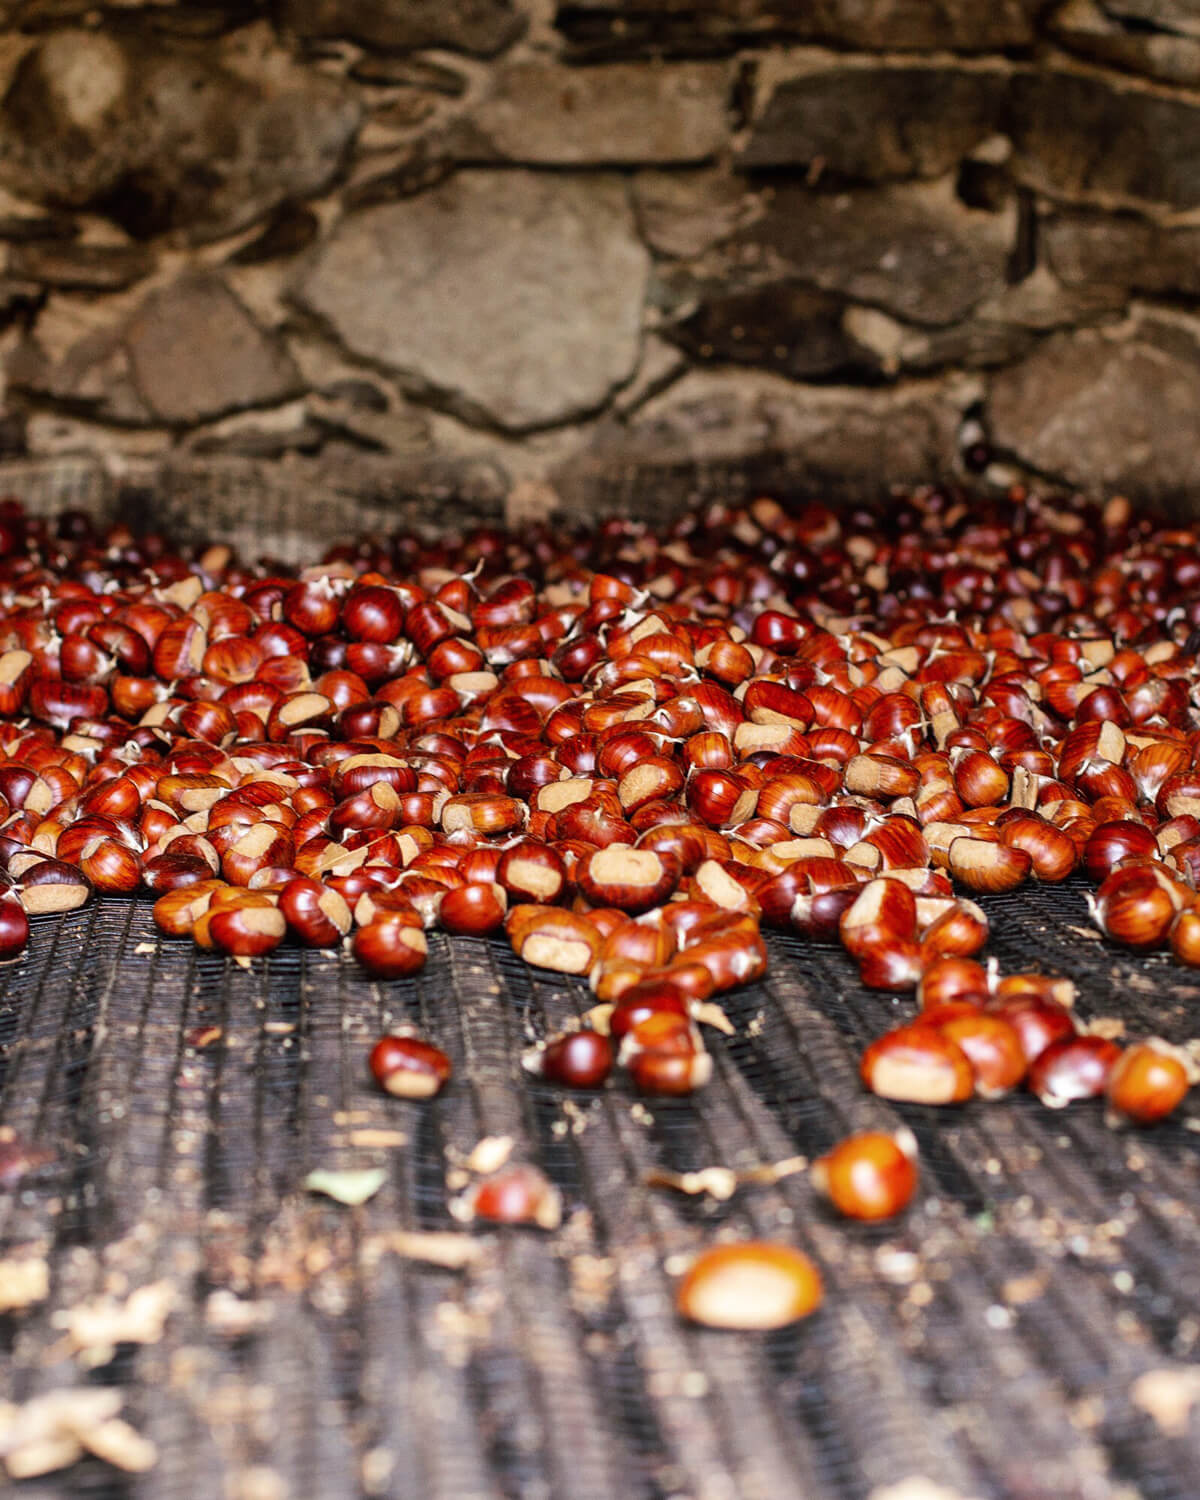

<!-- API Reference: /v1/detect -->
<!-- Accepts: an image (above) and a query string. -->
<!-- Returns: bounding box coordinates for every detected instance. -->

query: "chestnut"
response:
[369,1033,451,1099]
[812,1129,918,1220]
[1106,1039,1190,1125]
[576,845,680,914]
[279,876,352,947]
[438,881,507,936]
[529,1029,613,1089]
[860,1024,974,1105]
[1028,1035,1122,1107]
[675,1241,823,1330]
[353,914,429,978]
[455,1163,562,1231]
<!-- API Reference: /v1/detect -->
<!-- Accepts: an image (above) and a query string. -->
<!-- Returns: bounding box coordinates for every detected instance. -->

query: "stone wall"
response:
[0,1,1198,520]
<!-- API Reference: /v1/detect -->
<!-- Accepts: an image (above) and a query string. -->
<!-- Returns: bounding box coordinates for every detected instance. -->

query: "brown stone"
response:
[277,0,525,55]
[556,1,1039,59]
[729,179,1015,328]
[739,56,1010,179]
[1044,210,1200,298]
[15,272,302,425]
[467,60,730,164]
[988,314,1200,502]
[0,29,361,242]
[1050,0,1200,87]
[1008,67,1200,210]
[297,171,649,432]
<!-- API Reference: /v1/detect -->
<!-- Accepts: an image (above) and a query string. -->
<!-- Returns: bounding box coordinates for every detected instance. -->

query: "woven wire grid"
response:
[2,883,1200,1500]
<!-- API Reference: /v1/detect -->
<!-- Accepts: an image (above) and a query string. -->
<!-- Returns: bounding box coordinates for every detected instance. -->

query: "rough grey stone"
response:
[739,56,1010,179]
[296,171,649,432]
[1008,67,1200,210]
[277,0,525,55]
[0,29,361,242]
[554,369,964,516]
[1045,210,1200,298]
[8,241,154,291]
[728,179,1015,328]
[125,274,302,424]
[1050,0,1200,87]
[988,314,1200,501]
[555,1,1039,59]
[870,270,1127,375]
[16,272,302,425]
[468,60,729,164]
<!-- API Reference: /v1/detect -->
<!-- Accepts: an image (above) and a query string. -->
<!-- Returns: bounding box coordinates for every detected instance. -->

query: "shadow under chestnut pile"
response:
[0,487,1198,1341]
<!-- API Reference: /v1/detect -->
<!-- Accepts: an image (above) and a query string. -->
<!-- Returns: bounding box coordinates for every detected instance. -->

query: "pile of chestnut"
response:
[0,484,1193,1173]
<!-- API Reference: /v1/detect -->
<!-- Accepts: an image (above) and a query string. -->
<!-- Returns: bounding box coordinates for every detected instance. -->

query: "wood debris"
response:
[50,1280,173,1367]
[1130,1367,1200,1435]
[868,1482,983,1500]
[692,1001,735,1035]
[463,1134,514,1175]
[0,1389,157,1478]
[644,1155,808,1201]
[362,1229,484,1271]
[0,1251,48,1312]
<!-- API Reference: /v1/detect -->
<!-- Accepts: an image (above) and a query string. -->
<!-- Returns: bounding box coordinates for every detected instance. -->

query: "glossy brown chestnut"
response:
[812,1130,918,1220]
[369,1033,451,1099]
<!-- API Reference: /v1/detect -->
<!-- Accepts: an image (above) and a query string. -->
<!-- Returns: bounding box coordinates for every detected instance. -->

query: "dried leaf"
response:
[305,1167,387,1206]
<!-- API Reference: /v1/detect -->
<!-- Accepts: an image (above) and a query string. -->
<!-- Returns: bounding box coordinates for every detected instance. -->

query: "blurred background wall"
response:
[0,1,1196,518]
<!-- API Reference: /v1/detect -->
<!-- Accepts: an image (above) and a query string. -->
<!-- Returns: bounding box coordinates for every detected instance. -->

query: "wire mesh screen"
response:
[3,883,1200,1500]
[1,459,1199,1500]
